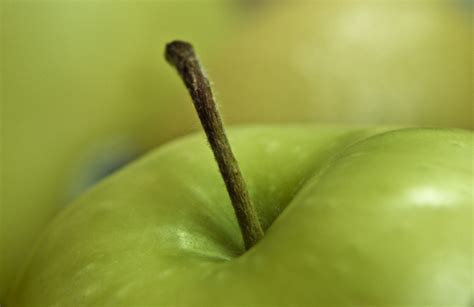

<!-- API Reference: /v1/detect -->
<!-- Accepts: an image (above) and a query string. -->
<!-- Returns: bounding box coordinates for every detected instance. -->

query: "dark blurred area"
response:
[0,0,472,301]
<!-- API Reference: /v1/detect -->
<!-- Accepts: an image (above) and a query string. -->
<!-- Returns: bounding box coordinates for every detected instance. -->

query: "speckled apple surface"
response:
[8,125,473,306]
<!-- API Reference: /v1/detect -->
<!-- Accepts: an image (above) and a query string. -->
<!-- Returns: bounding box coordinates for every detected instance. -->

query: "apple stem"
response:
[165,40,264,250]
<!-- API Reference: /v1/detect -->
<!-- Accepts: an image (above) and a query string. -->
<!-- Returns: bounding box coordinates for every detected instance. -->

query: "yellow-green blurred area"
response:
[1,0,240,300]
[0,0,472,302]
[213,1,473,127]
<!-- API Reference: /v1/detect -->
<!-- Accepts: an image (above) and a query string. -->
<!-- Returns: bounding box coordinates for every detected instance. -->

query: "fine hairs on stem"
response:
[165,40,264,250]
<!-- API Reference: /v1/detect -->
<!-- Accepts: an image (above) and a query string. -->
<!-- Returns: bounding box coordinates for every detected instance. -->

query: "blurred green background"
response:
[1,0,472,302]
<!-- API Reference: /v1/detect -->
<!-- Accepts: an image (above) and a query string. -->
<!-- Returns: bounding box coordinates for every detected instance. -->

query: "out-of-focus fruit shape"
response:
[211,1,472,128]
[1,0,238,300]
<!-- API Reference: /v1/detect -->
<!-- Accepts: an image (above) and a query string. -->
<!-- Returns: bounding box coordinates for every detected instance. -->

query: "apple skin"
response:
[1,0,239,300]
[211,1,473,128]
[7,125,472,305]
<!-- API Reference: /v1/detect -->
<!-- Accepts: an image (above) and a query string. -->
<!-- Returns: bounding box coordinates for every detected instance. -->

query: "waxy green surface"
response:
[8,126,473,305]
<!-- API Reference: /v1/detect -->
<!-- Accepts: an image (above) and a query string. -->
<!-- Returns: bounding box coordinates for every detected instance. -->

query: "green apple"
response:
[7,125,473,305]
[1,0,240,300]
[211,1,473,128]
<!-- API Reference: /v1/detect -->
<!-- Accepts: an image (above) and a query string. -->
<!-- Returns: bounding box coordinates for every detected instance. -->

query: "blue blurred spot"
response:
[65,137,142,203]
[459,0,473,11]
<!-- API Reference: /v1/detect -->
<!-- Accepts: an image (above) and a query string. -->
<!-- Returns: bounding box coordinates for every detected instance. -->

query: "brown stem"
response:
[165,40,264,250]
